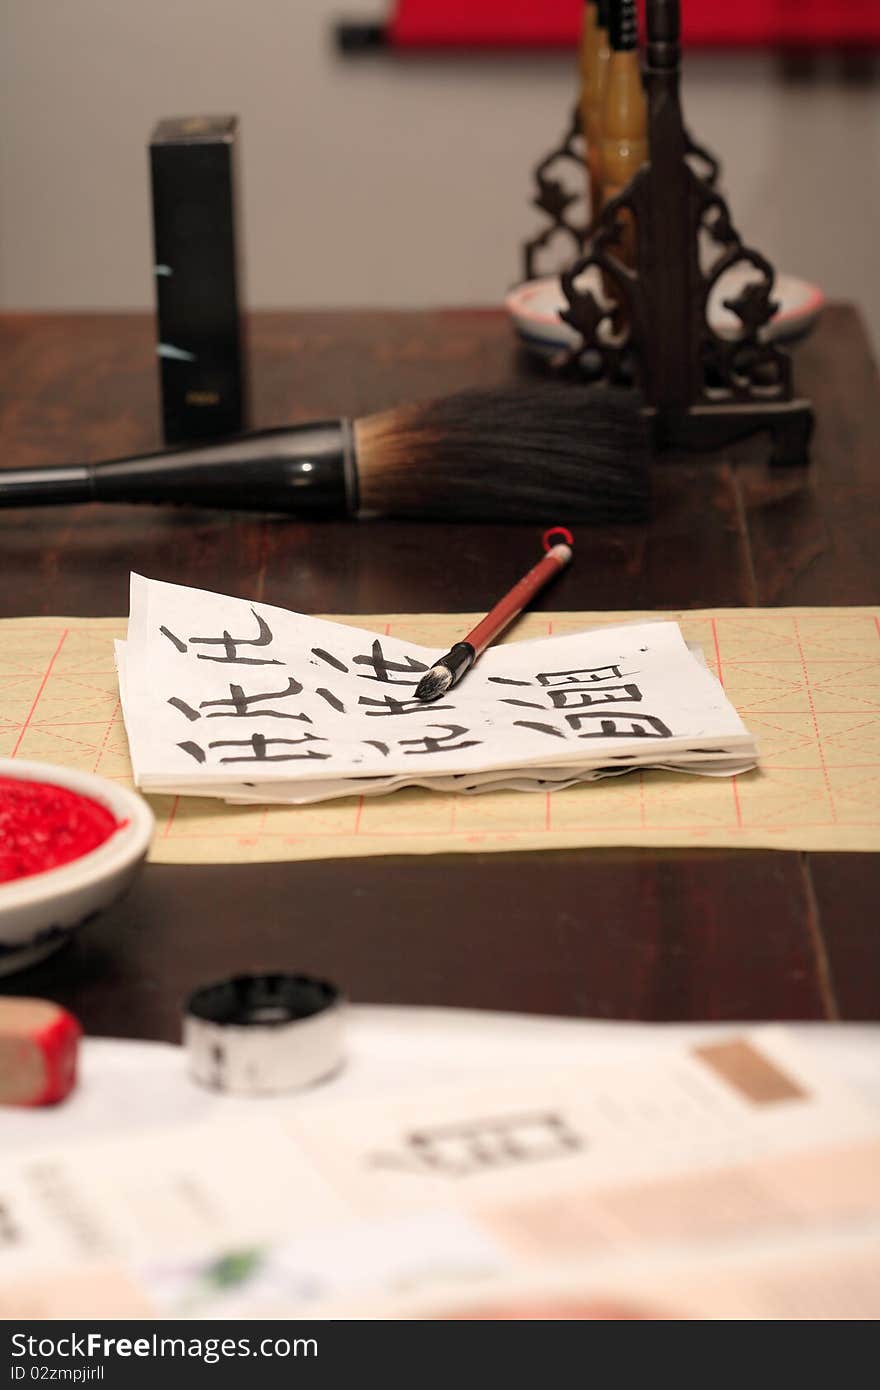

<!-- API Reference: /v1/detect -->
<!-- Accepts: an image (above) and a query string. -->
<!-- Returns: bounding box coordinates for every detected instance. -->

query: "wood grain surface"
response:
[0,306,877,1036]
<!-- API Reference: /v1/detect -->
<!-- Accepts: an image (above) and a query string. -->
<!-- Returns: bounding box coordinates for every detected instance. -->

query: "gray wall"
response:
[2,1,878,346]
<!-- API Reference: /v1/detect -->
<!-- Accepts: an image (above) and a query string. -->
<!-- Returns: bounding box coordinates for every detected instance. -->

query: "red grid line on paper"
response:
[92,697,121,774]
[10,628,69,757]
[163,796,181,838]
[712,617,744,828]
[793,616,838,824]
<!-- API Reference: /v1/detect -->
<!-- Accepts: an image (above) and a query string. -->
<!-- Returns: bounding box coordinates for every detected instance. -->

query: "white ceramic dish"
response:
[507,265,825,359]
[0,760,154,976]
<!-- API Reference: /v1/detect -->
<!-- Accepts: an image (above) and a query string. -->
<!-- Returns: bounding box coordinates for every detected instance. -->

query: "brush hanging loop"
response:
[521,0,814,466]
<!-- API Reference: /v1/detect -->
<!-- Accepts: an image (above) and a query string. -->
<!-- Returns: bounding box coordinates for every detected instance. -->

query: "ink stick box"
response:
[149,115,248,443]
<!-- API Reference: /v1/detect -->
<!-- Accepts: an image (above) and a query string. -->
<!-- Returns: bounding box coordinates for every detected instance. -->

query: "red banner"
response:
[389,1,880,49]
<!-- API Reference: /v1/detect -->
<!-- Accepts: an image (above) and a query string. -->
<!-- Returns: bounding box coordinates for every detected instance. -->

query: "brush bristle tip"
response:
[356,383,652,525]
[414,665,454,702]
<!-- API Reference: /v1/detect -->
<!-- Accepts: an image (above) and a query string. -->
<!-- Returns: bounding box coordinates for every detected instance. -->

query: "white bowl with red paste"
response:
[0,760,154,976]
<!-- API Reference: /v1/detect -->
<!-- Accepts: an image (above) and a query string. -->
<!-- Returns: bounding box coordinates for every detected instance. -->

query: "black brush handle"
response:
[0,422,357,515]
[0,466,94,506]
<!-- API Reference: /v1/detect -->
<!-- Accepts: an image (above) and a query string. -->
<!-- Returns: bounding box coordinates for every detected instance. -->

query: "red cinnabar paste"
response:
[0,777,120,884]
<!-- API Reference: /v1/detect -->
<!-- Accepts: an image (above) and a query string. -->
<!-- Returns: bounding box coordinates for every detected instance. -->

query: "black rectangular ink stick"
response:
[149,115,248,444]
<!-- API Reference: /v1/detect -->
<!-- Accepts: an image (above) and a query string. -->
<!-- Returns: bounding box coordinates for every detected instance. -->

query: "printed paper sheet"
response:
[2,1026,879,1319]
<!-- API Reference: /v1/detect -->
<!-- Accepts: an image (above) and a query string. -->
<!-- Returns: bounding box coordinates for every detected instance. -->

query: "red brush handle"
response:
[464,542,572,656]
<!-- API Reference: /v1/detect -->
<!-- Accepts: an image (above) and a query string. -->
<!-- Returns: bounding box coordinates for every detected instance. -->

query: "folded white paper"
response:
[117,575,758,805]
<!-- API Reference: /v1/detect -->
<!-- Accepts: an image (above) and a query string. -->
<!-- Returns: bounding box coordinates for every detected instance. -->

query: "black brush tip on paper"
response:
[414,665,454,703]
[414,644,476,702]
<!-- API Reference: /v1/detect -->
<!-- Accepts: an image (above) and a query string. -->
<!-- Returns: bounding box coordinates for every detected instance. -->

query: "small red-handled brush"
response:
[414,527,573,702]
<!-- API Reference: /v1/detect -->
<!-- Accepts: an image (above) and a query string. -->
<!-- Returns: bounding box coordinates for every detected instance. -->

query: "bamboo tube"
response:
[601,0,648,267]
[579,1,611,222]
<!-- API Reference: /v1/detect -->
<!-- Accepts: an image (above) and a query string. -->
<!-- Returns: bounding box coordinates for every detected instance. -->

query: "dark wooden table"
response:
[1,307,878,1039]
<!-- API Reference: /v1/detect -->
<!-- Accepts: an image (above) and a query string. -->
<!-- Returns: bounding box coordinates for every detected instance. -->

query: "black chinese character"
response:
[311,647,349,673]
[353,640,428,685]
[159,625,187,653]
[311,640,427,685]
[359,694,453,718]
[544,683,642,709]
[179,732,330,764]
[399,724,481,755]
[500,675,642,713]
[566,712,672,738]
[162,611,283,665]
[514,719,567,739]
[316,687,346,713]
[536,664,630,687]
[169,677,306,723]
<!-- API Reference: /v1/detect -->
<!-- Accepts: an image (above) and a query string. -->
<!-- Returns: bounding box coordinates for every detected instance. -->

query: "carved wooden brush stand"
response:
[523,0,814,466]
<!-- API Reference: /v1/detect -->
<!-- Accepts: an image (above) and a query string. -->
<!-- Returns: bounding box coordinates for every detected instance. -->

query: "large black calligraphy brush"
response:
[0,385,649,524]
